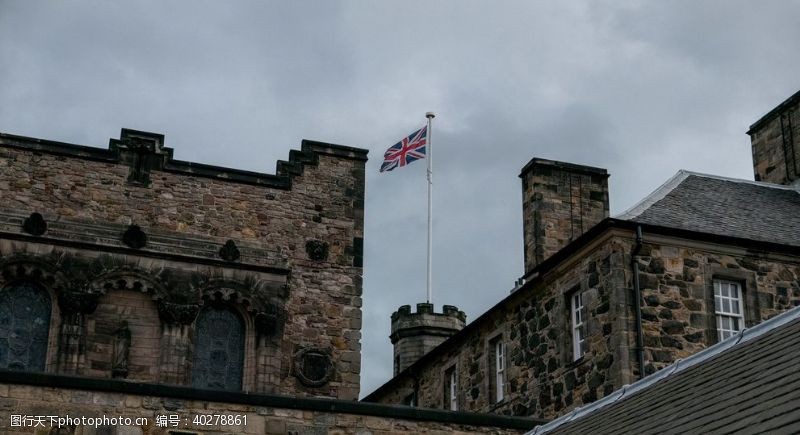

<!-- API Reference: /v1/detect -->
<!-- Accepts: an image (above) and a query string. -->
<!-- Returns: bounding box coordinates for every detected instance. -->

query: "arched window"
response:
[191,306,244,391]
[0,282,51,371]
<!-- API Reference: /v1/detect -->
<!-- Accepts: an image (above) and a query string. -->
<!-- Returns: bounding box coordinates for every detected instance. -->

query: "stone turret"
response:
[390,303,466,375]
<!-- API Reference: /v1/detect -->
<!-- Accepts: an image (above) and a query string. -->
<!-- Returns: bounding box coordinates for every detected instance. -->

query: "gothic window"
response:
[0,282,51,371]
[191,306,245,391]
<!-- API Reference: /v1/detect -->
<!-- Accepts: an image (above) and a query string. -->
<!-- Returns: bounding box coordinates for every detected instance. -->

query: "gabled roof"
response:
[616,170,800,247]
[529,304,800,434]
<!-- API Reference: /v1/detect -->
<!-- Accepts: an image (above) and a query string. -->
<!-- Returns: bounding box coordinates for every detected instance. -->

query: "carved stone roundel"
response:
[219,240,240,262]
[22,212,47,236]
[305,240,328,261]
[293,347,333,387]
[122,225,147,249]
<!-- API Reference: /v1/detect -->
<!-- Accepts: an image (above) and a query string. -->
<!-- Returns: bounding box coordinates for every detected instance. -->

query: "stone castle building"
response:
[0,88,797,434]
[364,89,800,422]
[0,130,535,433]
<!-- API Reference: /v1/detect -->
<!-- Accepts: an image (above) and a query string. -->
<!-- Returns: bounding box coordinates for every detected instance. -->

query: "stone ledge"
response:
[0,211,287,270]
[0,370,544,430]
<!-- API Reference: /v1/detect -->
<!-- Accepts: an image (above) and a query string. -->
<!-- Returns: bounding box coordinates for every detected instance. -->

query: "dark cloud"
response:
[1,0,798,396]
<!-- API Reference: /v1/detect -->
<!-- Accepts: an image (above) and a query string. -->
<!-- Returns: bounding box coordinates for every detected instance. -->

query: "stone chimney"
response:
[390,303,466,375]
[520,158,609,274]
[748,90,800,186]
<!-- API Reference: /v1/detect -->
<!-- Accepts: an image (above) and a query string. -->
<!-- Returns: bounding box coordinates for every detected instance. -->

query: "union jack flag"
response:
[380,126,427,173]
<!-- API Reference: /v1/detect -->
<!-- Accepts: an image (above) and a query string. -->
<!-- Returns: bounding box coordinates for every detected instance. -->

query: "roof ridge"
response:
[528,304,800,434]
[614,170,800,221]
[677,170,800,191]
[614,170,690,220]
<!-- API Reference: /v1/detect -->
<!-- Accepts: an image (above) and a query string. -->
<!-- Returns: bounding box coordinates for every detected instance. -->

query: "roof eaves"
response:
[528,304,800,434]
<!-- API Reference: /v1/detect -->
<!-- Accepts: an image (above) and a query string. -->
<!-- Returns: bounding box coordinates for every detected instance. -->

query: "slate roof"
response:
[616,171,800,247]
[529,305,800,435]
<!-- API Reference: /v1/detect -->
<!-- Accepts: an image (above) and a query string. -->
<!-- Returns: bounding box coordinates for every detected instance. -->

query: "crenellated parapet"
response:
[390,303,466,375]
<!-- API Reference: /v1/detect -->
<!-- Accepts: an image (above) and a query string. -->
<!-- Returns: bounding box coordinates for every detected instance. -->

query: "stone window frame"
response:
[563,284,587,365]
[443,364,458,411]
[714,279,745,340]
[486,329,506,405]
[0,278,61,373]
[702,265,759,344]
[570,291,586,361]
[189,301,255,392]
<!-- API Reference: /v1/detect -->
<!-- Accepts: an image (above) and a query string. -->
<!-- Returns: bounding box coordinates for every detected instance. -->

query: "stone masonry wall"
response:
[0,131,367,400]
[634,239,800,374]
[370,233,634,420]
[749,93,800,186]
[369,231,800,421]
[0,382,528,435]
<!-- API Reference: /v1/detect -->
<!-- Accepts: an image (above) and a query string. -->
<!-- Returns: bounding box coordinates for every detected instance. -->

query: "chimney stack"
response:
[748,90,800,186]
[520,158,610,274]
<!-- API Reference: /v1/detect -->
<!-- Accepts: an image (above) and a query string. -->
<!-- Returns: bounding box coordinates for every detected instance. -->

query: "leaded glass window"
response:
[191,306,244,391]
[0,282,51,371]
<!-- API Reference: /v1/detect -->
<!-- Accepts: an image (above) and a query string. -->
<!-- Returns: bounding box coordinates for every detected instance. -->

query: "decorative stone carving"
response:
[157,301,200,325]
[112,321,131,379]
[122,225,147,249]
[219,239,240,262]
[57,291,99,316]
[305,240,328,261]
[293,347,333,387]
[22,212,47,236]
[255,303,287,338]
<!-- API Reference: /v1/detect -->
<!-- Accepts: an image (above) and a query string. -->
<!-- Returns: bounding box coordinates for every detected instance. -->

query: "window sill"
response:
[566,356,589,370]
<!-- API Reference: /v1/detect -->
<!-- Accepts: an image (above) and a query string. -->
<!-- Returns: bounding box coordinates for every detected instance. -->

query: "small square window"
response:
[714,280,744,340]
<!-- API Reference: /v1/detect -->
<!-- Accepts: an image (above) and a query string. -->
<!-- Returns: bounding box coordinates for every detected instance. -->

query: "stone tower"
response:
[390,303,466,375]
[748,90,800,186]
[519,158,610,274]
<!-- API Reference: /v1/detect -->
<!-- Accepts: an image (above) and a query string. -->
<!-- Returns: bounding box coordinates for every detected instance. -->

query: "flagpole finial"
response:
[426,112,435,119]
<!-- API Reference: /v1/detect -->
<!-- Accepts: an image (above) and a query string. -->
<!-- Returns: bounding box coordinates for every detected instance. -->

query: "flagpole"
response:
[426,112,435,304]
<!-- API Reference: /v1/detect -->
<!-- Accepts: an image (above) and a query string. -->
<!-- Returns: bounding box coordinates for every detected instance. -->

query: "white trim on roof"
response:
[527,304,800,434]
[614,170,690,220]
[615,170,800,221]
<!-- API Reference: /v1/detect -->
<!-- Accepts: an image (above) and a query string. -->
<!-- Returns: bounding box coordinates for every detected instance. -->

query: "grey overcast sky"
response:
[1,1,799,397]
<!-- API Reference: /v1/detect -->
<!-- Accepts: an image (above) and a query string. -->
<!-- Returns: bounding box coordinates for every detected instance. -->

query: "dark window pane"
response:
[191,306,244,391]
[0,282,51,371]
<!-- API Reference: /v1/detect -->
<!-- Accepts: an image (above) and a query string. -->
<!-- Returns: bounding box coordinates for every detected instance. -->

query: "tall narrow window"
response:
[0,282,51,371]
[488,336,505,403]
[403,392,416,407]
[191,306,245,391]
[571,292,586,360]
[443,366,457,410]
[714,280,744,340]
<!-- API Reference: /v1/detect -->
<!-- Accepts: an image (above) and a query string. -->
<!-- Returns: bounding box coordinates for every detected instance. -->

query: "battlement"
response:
[391,303,466,323]
[390,303,466,374]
